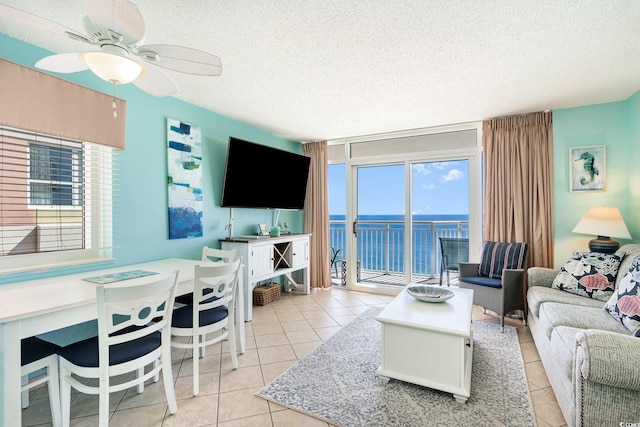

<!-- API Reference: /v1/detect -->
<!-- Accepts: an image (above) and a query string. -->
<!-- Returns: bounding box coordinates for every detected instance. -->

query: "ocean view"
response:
[329,214,469,275]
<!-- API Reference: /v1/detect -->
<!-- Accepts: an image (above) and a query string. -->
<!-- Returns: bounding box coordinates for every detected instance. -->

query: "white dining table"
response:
[0,258,245,426]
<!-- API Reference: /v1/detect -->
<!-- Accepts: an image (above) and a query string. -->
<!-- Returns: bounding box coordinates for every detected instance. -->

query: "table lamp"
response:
[572,206,631,253]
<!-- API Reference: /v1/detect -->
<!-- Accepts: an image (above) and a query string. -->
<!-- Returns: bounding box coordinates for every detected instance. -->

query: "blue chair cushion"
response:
[175,290,219,305]
[21,336,61,366]
[171,304,228,328]
[478,241,529,279]
[459,276,503,289]
[58,329,161,368]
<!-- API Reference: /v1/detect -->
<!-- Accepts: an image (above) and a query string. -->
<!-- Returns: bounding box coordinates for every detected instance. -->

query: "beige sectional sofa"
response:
[526,244,640,427]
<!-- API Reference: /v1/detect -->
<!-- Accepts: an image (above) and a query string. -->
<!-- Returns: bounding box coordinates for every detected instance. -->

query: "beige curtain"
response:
[483,112,554,268]
[303,140,332,288]
[0,58,126,149]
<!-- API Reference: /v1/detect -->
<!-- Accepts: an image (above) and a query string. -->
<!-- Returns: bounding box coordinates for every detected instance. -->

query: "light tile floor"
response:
[23,286,566,427]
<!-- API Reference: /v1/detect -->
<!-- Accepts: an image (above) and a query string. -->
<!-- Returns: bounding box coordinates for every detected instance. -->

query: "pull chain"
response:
[112,81,118,118]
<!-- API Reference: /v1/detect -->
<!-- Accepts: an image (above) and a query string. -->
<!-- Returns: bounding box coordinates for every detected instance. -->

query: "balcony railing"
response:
[330,218,468,284]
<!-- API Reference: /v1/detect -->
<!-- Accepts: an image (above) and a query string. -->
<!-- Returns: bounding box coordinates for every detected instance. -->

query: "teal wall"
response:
[552,92,639,267]
[627,91,640,224]
[0,34,304,284]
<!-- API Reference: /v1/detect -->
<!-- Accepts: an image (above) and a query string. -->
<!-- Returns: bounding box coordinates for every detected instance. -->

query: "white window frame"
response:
[0,126,115,275]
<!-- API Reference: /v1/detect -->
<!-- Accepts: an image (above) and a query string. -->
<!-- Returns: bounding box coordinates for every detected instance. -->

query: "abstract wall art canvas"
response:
[167,118,203,239]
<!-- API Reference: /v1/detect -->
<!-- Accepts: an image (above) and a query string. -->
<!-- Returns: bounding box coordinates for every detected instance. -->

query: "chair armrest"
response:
[502,268,525,284]
[527,267,559,288]
[501,268,526,299]
[459,262,479,278]
[575,329,640,391]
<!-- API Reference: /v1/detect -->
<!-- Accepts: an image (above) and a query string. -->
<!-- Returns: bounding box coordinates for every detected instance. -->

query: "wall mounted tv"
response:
[220,137,311,210]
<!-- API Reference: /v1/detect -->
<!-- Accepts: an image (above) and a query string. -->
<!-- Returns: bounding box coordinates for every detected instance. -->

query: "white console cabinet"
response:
[220,234,310,321]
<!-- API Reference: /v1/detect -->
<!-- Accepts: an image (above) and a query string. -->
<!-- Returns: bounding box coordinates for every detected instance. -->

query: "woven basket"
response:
[253,283,281,306]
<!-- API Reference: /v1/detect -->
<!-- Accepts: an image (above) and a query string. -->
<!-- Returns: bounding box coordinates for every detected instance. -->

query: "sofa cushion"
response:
[615,244,640,282]
[538,302,630,340]
[550,325,583,382]
[551,252,624,302]
[604,255,640,335]
[527,286,604,318]
[478,241,528,279]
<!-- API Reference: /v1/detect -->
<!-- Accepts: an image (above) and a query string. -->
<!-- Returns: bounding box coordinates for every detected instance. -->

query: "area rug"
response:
[257,306,536,427]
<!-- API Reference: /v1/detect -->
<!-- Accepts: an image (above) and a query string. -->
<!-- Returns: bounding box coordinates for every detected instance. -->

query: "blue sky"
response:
[328,161,469,216]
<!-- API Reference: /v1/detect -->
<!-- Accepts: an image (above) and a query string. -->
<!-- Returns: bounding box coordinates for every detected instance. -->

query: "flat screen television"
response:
[220,137,311,210]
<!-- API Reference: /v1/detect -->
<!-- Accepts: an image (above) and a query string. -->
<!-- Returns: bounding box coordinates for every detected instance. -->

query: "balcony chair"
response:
[171,258,242,396]
[21,336,62,427]
[175,246,237,306]
[340,259,361,286]
[439,237,469,286]
[330,247,343,278]
[458,241,529,331]
[58,271,180,427]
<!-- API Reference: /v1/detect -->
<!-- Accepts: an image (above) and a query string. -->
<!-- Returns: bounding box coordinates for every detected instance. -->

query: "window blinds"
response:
[0,125,118,272]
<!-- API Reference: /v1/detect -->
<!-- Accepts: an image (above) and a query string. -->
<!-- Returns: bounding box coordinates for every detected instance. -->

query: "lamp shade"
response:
[80,51,144,84]
[572,206,631,239]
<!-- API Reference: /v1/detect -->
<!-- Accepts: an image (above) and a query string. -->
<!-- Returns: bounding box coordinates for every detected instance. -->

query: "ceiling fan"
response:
[0,0,222,101]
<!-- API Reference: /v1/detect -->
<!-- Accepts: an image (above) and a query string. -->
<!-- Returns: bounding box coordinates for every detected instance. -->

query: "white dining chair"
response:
[21,336,62,427]
[171,258,242,396]
[202,246,236,264]
[57,271,180,427]
[175,246,237,307]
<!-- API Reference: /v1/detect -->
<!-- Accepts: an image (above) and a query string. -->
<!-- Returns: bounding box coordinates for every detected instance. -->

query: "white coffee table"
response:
[376,286,474,403]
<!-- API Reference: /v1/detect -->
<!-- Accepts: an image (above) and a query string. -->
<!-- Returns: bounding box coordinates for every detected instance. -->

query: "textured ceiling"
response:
[1,1,640,142]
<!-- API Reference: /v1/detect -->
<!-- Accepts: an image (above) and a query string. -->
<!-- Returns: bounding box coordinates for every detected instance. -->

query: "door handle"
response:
[352,220,358,238]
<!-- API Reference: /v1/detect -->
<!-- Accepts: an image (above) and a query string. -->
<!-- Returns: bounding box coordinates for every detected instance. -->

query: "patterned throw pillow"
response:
[551,252,624,301]
[604,255,640,336]
[478,241,529,279]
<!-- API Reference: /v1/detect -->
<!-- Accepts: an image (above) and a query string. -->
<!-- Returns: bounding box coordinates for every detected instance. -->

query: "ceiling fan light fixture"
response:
[80,51,145,84]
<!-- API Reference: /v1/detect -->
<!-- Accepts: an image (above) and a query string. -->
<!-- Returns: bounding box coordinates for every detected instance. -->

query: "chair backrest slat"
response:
[96,271,179,364]
[193,259,242,306]
[201,247,236,264]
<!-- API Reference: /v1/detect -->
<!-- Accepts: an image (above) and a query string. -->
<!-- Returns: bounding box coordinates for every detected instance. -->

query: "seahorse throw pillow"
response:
[551,252,624,301]
[604,255,640,336]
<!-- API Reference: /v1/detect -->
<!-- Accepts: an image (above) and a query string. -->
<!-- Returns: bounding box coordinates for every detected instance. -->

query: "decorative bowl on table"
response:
[406,285,454,303]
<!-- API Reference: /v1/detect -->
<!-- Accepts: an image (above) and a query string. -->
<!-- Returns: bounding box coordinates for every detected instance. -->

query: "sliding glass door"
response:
[355,164,406,287]
[344,159,470,293]
[328,123,482,294]
[411,160,469,283]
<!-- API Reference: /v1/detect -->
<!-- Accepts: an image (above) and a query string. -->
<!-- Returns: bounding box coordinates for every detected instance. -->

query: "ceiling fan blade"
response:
[85,0,145,46]
[35,53,88,74]
[0,4,83,38]
[133,63,178,97]
[137,44,222,76]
